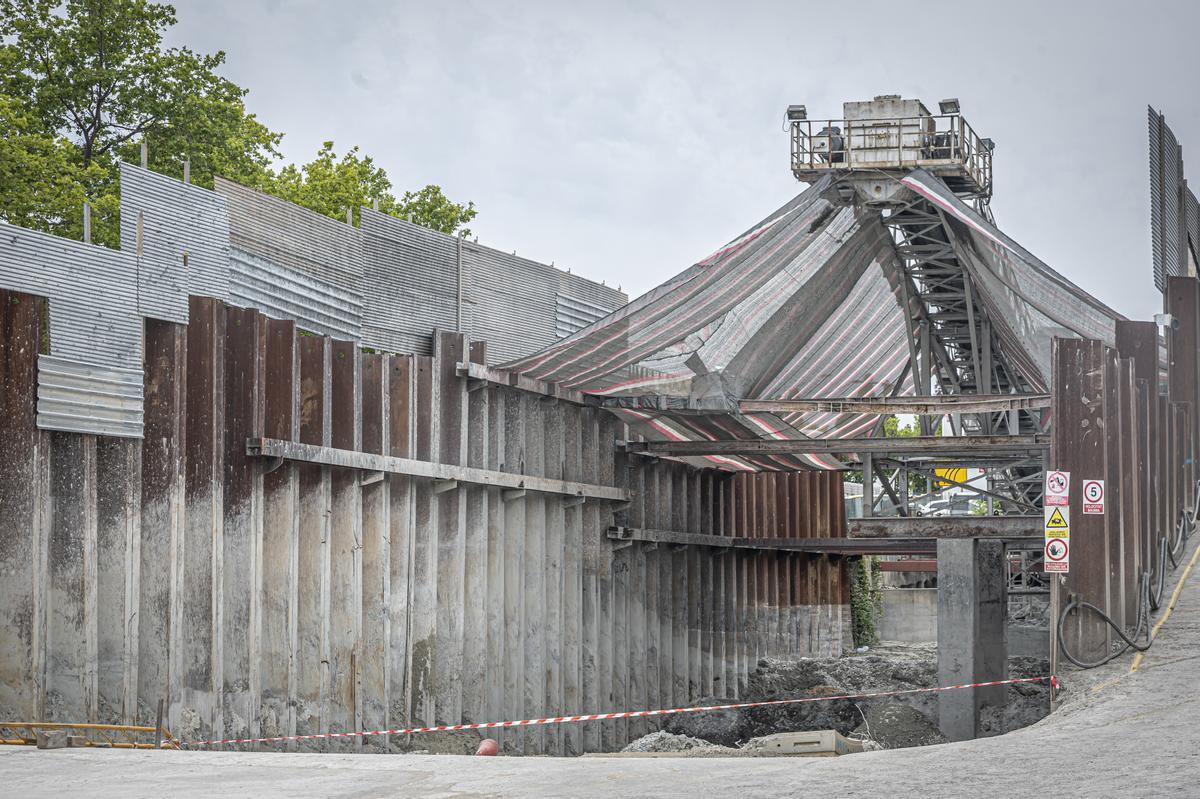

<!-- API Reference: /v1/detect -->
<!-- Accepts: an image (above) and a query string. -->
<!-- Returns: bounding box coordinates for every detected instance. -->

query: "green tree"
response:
[0,0,282,244]
[276,141,477,236]
[0,0,478,244]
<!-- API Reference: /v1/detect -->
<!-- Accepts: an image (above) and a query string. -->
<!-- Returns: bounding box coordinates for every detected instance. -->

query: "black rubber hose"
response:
[1057,571,1153,669]
[1149,534,1168,611]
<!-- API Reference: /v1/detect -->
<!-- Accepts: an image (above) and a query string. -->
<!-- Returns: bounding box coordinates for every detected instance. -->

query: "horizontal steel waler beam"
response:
[622,434,1048,457]
[847,515,1041,539]
[602,394,1051,416]
[247,437,629,502]
[607,526,940,555]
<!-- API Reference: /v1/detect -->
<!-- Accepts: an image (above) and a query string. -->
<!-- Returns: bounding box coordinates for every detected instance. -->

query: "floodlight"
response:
[939,98,961,115]
[980,138,995,152]
[786,104,807,121]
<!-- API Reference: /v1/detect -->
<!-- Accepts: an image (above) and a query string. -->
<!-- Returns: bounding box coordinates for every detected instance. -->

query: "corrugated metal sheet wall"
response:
[0,164,625,437]
[1149,106,1198,293]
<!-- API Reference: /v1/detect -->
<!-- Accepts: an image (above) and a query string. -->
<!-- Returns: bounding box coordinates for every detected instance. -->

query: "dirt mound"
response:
[851,702,947,749]
[621,730,729,753]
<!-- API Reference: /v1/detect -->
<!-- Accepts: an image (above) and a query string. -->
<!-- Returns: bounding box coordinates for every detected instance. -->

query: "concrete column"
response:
[937,538,1007,741]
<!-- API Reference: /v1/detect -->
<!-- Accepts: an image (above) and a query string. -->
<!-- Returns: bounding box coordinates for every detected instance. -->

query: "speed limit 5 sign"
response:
[1082,479,1104,515]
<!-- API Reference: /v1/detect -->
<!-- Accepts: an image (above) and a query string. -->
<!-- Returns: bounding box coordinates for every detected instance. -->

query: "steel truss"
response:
[879,193,1045,509]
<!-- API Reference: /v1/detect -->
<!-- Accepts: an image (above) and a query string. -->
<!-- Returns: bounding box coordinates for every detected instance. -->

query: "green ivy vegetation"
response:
[850,555,883,648]
[0,0,477,247]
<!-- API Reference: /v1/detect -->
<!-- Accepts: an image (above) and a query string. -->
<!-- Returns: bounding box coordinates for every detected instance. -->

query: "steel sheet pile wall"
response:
[0,289,847,755]
[1051,277,1200,668]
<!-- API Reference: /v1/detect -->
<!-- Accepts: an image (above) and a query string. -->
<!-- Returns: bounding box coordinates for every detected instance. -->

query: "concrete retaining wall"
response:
[878,588,1049,658]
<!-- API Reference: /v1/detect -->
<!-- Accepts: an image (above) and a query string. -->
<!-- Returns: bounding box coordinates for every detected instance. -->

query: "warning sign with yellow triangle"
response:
[1044,505,1070,538]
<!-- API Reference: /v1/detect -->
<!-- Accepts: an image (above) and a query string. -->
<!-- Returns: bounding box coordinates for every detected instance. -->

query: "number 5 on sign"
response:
[1082,479,1104,515]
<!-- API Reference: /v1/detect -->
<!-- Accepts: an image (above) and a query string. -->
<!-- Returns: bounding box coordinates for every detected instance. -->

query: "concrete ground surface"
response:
[5,543,1200,798]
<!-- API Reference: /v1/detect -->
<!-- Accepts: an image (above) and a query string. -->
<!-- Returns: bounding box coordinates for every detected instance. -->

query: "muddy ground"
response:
[637,642,1050,752]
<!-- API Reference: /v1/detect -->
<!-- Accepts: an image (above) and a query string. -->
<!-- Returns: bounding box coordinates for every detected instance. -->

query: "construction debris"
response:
[660,643,1050,750]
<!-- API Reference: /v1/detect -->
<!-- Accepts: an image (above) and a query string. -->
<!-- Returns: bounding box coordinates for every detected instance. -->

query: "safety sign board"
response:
[1044,506,1071,538]
[1082,479,1105,515]
[1044,537,1069,572]
[1044,470,1070,507]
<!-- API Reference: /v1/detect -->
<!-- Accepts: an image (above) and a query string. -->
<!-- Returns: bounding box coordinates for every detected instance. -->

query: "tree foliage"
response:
[0,0,476,245]
[274,142,476,235]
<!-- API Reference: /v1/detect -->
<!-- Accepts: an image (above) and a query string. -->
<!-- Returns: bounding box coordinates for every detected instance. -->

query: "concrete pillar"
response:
[937,538,1007,741]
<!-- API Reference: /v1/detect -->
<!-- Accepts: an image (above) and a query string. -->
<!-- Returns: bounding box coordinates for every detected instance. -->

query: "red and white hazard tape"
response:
[185,674,1057,748]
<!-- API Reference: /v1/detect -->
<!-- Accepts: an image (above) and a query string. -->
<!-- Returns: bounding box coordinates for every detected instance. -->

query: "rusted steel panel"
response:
[543,399,566,754]
[179,296,224,740]
[462,341,489,731]
[46,433,98,722]
[384,355,413,747]
[595,411,618,748]
[95,435,140,724]
[500,387,527,752]
[327,338,361,750]
[1166,277,1200,459]
[1118,360,1140,630]
[580,408,604,750]
[260,318,298,746]
[640,455,661,737]
[359,352,389,750]
[0,291,46,722]
[408,355,437,730]
[141,320,182,728]
[521,394,547,751]
[481,365,506,741]
[221,305,265,741]
[560,400,584,754]
[432,331,466,733]
[295,334,329,746]
[1054,339,1111,663]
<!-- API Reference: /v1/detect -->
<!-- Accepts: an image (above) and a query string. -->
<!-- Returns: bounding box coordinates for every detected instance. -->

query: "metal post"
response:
[140,140,148,168]
[862,452,874,517]
[154,698,164,749]
[82,201,91,244]
[456,234,464,333]
[183,159,190,184]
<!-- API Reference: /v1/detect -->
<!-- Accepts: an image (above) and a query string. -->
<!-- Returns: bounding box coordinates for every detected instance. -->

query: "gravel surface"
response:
[4,541,1199,798]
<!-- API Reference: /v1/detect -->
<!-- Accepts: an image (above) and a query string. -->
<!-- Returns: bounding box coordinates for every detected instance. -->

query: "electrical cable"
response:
[1057,478,1199,669]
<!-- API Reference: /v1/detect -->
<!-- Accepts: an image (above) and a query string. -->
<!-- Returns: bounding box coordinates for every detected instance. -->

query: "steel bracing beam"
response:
[623,434,1047,457]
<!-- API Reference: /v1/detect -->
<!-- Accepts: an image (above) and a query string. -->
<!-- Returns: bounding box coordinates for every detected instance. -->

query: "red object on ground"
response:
[476,738,499,756]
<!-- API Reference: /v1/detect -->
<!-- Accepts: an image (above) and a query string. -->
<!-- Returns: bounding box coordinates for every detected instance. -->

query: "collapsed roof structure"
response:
[503,96,1125,487]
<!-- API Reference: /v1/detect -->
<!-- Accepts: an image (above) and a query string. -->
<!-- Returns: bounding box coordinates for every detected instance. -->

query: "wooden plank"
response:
[260,318,298,747]
[433,331,466,731]
[360,351,389,751]
[0,291,47,723]
[181,295,225,740]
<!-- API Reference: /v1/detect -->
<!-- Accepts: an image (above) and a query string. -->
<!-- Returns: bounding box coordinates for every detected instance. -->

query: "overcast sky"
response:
[169,0,1200,321]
